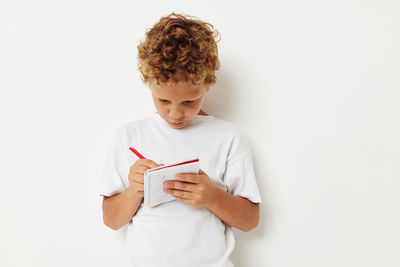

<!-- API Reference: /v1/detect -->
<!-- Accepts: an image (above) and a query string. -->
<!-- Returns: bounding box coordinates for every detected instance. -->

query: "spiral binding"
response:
[144,171,150,206]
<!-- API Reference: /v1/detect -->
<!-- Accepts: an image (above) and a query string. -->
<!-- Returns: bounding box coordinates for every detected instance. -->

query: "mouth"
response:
[170,121,184,126]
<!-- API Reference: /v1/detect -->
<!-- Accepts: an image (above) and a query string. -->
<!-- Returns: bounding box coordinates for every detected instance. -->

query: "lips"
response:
[170,121,185,127]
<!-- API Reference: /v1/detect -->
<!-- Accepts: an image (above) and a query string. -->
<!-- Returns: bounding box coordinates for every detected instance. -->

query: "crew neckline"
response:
[152,112,215,129]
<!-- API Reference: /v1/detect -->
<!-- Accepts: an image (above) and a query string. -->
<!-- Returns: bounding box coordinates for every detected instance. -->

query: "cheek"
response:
[185,103,202,117]
[153,101,167,115]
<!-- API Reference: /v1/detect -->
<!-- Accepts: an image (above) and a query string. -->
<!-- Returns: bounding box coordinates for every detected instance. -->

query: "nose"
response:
[169,107,184,120]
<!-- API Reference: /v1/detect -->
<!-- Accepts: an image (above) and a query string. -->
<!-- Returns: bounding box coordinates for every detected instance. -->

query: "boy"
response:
[98,13,261,267]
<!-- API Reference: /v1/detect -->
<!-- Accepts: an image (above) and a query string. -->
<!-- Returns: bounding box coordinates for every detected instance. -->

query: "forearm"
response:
[102,185,142,230]
[208,187,259,232]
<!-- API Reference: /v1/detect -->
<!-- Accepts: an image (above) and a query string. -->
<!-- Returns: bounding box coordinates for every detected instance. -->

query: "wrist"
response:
[126,184,144,201]
[207,185,222,211]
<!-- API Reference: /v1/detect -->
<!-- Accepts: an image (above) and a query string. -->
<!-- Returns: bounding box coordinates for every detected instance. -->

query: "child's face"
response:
[149,81,210,129]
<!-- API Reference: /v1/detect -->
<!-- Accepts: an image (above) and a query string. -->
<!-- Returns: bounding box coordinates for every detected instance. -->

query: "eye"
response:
[159,99,170,104]
[184,100,195,105]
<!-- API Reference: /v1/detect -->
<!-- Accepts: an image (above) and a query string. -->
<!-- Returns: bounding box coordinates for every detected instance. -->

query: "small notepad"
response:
[144,159,200,207]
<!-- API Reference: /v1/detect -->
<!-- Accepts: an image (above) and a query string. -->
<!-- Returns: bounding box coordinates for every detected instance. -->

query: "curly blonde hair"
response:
[137,12,220,85]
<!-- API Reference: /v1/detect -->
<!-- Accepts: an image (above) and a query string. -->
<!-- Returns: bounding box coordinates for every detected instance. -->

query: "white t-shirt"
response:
[98,113,262,267]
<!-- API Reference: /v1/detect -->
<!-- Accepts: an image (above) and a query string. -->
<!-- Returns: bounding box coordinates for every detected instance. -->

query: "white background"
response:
[1,0,399,266]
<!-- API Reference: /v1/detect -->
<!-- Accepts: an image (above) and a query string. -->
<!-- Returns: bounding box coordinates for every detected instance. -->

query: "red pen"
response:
[129,147,146,159]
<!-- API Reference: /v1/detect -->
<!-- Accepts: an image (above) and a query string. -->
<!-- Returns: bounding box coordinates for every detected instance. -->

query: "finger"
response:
[174,196,195,205]
[131,165,149,175]
[198,169,206,175]
[131,162,163,175]
[130,171,144,182]
[164,181,195,192]
[175,173,200,184]
[132,180,144,188]
[137,159,162,169]
[165,188,194,199]
[133,176,144,184]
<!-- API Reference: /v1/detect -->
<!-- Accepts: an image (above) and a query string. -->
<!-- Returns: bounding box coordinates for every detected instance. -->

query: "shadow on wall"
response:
[202,70,236,120]
[203,69,269,266]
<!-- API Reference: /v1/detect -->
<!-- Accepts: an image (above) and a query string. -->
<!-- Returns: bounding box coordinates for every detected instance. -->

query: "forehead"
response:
[150,81,204,100]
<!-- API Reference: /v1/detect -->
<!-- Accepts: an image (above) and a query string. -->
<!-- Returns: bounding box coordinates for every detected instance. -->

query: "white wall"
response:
[1,0,399,266]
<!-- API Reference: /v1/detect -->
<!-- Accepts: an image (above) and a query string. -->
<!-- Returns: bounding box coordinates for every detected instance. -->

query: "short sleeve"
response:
[97,127,130,197]
[223,132,262,204]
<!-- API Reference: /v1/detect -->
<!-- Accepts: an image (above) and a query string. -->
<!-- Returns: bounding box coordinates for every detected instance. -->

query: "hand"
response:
[163,169,217,208]
[128,159,163,198]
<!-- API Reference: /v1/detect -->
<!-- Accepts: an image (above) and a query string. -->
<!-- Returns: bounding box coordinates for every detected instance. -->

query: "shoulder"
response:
[205,116,252,156]
[212,116,247,140]
[202,116,242,136]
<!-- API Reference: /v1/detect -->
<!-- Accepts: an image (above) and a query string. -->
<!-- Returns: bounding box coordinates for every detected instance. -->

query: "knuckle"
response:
[144,159,157,167]
[134,159,143,165]
[133,177,143,184]
[142,167,150,173]
[137,159,149,167]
